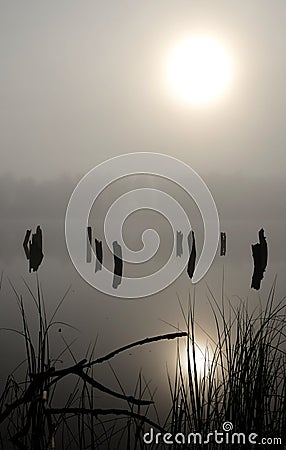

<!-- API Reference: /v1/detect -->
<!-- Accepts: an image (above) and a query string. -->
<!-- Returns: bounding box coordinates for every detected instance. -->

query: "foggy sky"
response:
[1,1,286,180]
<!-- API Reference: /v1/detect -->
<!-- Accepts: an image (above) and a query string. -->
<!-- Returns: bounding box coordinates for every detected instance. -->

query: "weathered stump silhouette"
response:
[187,230,196,280]
[220,231,227,256]
[113,240,123,289]
[251,228,268,290]
[86,226,92,263]
[23,225,44,272]
[95,238,103,273]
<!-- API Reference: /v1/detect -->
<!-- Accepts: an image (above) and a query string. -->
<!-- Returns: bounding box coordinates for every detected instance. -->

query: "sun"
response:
[166,35,233,105]
[179,341,213,377]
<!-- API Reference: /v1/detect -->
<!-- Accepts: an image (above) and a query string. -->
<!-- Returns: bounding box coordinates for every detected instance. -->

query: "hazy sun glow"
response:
[180,342,213,376]
[167,35,233,105]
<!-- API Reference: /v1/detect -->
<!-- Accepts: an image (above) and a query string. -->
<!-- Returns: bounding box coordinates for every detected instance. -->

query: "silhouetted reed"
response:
[0,273,285,449]
[165,279,286,449]
[0,275,186,449]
